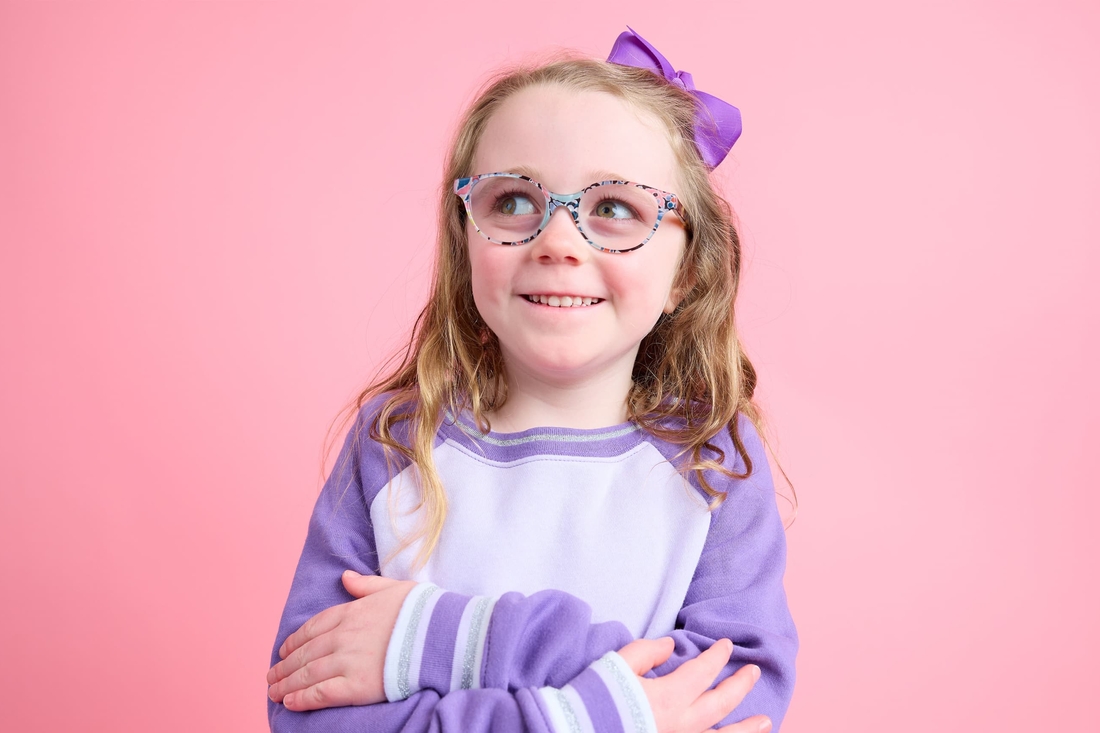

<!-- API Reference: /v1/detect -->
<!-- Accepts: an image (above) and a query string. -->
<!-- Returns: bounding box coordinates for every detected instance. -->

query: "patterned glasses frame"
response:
[452,173,685,254]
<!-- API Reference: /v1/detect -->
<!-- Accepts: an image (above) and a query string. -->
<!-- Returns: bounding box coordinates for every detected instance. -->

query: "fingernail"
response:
[758,718,772,733]
[343,569,359,577]
[751,664,761,681]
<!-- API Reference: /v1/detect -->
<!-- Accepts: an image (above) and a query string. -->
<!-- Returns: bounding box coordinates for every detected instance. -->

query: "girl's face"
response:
[468,84,687,390]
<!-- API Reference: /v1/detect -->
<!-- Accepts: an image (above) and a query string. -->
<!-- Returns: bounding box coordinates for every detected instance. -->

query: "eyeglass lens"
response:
[467,177,662,249]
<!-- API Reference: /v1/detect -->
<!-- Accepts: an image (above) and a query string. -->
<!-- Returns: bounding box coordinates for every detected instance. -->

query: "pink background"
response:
[2,2,1097,731]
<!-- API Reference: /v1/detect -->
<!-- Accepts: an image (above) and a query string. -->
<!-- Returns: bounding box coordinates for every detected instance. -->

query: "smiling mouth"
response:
[523,294,603,308]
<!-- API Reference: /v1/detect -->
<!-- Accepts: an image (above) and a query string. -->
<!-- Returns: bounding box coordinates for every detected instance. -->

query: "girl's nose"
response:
[530,205,590,264]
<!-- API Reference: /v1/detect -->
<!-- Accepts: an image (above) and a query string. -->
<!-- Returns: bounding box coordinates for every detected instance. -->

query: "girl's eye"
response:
[593,199,637,220]
[495,194,537,216]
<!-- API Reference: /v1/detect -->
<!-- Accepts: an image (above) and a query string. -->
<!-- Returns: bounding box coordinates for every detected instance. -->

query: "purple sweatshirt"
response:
[268,398,797,732]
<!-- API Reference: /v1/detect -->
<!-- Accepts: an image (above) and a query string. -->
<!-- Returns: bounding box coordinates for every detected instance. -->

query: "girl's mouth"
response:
[523,294,603,308]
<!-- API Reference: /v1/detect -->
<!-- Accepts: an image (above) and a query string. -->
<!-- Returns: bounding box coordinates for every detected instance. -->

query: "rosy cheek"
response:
[470,250,498,281]
[467,248,515,315]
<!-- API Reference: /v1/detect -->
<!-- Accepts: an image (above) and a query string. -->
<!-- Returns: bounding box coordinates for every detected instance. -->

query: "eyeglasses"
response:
[453,173,684,254]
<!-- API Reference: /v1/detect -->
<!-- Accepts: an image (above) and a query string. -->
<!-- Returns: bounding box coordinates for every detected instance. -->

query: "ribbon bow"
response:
[607,26,742,170]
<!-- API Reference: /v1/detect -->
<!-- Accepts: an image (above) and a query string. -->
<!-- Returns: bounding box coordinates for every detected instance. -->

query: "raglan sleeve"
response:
[654,416,799,728]
[390,415,798,730]
[267,403,661,733]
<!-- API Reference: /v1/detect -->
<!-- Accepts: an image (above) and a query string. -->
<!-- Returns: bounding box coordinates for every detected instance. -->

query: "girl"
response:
[266,27,797,733]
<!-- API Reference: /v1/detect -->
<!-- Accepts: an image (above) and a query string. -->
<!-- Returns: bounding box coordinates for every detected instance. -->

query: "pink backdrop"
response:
[2,2,1097,731]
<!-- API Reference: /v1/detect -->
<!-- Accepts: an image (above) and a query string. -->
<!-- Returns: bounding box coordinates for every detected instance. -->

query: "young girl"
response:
[266,27,797,733]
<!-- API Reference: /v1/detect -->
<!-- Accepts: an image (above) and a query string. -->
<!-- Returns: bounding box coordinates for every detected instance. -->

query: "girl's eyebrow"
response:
[503,165,540,177]
[503,165,630,185]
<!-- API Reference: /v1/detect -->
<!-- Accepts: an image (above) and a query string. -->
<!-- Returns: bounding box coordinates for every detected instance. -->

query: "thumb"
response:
[615,637,675,676]
[341,569,395,598]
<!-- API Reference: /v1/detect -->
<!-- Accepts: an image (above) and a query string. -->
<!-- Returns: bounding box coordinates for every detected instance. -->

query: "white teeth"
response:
[525,295,600,307]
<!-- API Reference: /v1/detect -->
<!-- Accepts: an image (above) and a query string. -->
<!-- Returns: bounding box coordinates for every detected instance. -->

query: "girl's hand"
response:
[266,570,415,711]
[617,637,772,733]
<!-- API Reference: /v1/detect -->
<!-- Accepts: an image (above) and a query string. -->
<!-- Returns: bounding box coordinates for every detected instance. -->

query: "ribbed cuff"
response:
[382,582,498,701]
[536,652,658,733]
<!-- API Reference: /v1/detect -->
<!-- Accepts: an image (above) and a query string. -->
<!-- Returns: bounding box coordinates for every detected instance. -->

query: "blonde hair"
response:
[334,57,772,571]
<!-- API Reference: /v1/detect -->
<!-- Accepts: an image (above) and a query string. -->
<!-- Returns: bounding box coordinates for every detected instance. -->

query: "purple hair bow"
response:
[607,26,742,170]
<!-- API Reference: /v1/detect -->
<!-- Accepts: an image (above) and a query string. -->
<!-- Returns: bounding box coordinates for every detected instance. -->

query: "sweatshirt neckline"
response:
[441,409,646,456]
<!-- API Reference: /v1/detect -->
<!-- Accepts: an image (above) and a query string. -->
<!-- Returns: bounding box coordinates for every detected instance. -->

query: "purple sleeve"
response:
[268,404,657,733]
[655,416,798,728]
[269,686,551,733]
[401,415,798,729]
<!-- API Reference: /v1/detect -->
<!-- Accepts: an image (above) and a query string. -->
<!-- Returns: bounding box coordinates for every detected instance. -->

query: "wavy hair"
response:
[331,57,778,572]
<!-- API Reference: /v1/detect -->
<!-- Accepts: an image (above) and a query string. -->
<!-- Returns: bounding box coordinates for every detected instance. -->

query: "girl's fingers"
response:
[616,637,675,675]
[281,675,352,712]
[268,653,341,704]
[268,634,335,685]
[687,663,761,731]
[662,638,735,699]
[340,570,395,598]
[279,607,342,659]
[715,714,772,733]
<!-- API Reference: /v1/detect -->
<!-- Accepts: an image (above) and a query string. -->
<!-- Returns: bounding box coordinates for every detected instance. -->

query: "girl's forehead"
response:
[473,85,682,192]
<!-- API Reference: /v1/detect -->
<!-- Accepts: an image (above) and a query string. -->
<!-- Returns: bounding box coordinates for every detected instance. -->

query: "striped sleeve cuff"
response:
[535,651,658,733]
[382,582,498,701]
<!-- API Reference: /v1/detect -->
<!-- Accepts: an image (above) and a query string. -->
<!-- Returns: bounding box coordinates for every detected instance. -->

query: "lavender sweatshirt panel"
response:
[373,413,714,639]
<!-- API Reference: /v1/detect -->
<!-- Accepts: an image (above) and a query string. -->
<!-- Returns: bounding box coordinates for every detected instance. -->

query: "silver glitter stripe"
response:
[450,413,640,447]
[396,585,438,700]
[459,596,491,689]
[601,654,652,733]
[554,689,583,733]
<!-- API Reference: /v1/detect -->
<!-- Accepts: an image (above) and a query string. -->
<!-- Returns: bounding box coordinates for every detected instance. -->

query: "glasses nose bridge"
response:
[543,191,583,232]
